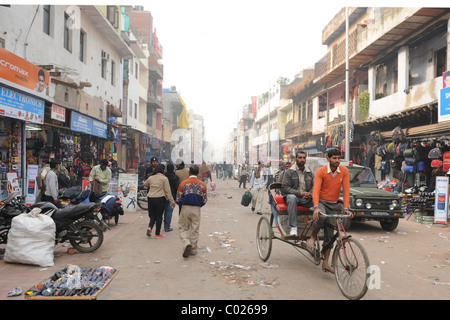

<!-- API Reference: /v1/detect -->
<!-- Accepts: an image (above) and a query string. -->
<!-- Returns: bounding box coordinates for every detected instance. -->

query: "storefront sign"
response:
[438,86,450,123]
[92,119,107,138]
[51,104,66,122]
[71,111,93,135]
[0,47,49,99]
[118,173,138,212]
[0,85,44,124]
[434,176,448,224]
[71,111,107,139]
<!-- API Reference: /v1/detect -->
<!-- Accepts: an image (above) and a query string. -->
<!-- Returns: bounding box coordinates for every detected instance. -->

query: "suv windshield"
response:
[348,167,376,187]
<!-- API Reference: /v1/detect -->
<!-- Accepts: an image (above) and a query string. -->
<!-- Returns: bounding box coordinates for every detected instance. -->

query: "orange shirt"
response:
[312,164,350,208]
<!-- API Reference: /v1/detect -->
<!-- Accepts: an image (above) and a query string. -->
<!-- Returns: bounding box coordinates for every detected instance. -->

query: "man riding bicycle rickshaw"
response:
[306,148,353,274]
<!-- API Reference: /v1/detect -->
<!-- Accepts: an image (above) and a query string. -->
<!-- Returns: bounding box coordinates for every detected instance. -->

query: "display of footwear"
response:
[165,228,173,232]
[251,207,255,212]
[155,234,165,238]
[146,227,152,237]
[257,211,262,215]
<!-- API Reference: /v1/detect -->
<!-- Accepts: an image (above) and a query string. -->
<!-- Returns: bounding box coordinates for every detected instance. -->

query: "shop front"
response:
[353,104,450,224]
[0,84,45,199]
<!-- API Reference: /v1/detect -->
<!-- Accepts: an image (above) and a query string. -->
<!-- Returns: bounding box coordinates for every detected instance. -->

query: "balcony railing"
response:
[314,29,357,80]
[285,119,312,139]
[149,53,163,80]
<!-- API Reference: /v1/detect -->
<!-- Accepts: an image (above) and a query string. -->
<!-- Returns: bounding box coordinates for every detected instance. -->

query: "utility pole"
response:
[345,6,350,162]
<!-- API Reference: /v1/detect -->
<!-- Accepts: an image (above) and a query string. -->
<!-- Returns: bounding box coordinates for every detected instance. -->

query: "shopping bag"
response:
[240,190,253,207]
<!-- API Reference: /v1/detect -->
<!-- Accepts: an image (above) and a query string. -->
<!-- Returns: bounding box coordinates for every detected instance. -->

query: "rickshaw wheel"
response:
[256,216,273,261]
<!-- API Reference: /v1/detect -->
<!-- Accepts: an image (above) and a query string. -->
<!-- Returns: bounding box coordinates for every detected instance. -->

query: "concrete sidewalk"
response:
[0,210,142,300]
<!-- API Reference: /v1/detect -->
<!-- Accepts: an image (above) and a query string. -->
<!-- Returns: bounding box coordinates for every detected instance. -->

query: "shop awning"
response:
[381,121,450,140]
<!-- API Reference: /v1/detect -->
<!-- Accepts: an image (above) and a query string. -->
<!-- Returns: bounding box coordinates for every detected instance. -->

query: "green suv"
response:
[306,157,404,231]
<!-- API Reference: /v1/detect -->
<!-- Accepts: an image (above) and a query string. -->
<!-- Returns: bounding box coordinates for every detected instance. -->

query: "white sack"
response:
[5,208,56,267]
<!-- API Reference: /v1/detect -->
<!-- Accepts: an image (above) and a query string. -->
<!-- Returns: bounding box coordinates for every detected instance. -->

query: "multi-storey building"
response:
[0,5,135,197]
[288,7,450,187]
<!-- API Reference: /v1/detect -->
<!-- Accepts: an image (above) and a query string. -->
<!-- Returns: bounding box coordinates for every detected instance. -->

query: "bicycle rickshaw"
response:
[256,182,370,300]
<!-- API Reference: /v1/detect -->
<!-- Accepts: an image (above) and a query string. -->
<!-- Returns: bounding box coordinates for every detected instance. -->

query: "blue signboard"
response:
[92,119,107,138]
[71,111,93,135]
[71,111,107,139]
[0,85,44,124]
[439,86,450,122]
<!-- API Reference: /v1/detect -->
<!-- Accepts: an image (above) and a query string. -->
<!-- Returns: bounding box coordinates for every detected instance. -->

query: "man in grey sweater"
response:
[42,160,62,207]
[281,151,314,237]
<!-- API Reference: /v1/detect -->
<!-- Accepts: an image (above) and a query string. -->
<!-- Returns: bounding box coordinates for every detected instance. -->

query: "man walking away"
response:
[249,161,268,215]
[164,163,179,232]
[176,165,207,258]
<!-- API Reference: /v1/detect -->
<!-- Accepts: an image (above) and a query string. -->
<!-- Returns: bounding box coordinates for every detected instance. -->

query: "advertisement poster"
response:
[439,71,450,123]
[25,164,38,205]
[0,47,49,99]
[118,173,138,212]
[434,176,448,224]
[7,171,21,195]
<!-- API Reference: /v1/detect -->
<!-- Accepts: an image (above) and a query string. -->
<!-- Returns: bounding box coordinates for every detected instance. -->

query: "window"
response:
[111,60,115,85]
[106,6,119,28]
[129,99,132,117]
[435,47,447,78]
[301,102,306,121]
[79,29,86,62]
[135,62,138,79]
[134,103,137,119]
[63,12,72,52]
[101,50,107,79]
[0,37,4,48]
[307,99,313,119]
[43,5,51,35]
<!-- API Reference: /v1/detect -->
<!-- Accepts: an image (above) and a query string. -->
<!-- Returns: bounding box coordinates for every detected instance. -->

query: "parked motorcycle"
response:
[0,193,27,254]
[30,201,106,253]
[137,184,148,210]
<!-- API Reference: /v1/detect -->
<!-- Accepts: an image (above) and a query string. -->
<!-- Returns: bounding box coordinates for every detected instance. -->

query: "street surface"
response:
[1,177,450,302]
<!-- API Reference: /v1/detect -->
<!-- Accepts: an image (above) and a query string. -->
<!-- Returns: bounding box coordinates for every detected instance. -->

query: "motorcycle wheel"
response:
[0,227,8,255]
[69,220,104,253]
[137,191,148,210]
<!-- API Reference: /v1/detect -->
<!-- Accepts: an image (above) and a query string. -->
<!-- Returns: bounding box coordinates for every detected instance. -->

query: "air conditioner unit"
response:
[101,51,110,61]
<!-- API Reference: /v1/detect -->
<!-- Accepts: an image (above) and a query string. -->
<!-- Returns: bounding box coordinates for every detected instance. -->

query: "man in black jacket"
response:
[164,163,179,232]
[281,150,314,237]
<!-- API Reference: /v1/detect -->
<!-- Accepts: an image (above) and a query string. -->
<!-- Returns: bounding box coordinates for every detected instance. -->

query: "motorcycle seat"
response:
[52,202,98,220]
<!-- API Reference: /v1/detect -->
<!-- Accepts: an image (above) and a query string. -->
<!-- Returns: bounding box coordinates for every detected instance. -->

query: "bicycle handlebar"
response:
[319,211,353,218]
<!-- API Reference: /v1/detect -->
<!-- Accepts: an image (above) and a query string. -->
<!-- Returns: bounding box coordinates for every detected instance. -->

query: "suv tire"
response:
[380,218,399,231]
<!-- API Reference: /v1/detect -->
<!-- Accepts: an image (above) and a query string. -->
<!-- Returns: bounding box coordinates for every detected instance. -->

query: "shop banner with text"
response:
[434,176,448,224]
[0,47,49,99]
[0,85,44,124]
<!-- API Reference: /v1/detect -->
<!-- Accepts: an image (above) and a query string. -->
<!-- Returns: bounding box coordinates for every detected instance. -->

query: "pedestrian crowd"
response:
[34,152,347,269]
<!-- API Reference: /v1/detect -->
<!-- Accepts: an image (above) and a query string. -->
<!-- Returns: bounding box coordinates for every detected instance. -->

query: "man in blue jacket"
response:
[176,165,207,258]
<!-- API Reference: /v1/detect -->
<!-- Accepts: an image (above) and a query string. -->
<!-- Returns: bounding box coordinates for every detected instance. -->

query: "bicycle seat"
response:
[274,195,311,215]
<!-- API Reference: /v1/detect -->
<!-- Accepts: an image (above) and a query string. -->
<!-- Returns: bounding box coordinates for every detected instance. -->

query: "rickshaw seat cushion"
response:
[274,195,311,214]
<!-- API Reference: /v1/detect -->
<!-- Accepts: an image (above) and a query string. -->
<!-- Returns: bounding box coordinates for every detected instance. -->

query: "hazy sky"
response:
[147,1,342,148]
[146,0,448,153]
